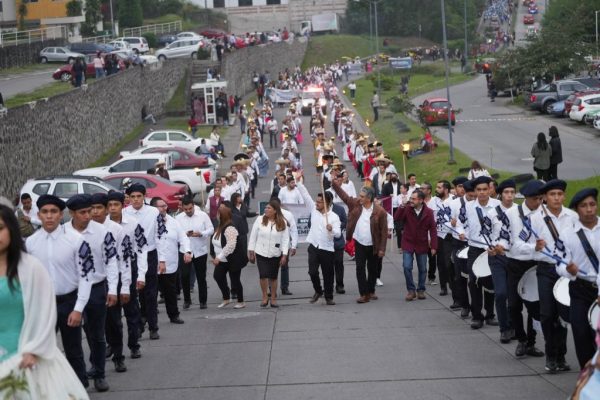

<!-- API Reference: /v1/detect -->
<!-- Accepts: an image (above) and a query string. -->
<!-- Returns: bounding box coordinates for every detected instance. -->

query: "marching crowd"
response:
[1,60,600,399]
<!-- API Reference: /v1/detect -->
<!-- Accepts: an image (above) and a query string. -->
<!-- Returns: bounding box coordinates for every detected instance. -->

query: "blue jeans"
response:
[403,251,427,292]
[95,68,104,79]
[489,254,510,332]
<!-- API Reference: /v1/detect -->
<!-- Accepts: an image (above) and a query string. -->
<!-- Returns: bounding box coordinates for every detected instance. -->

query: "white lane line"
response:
[457,117,536,122]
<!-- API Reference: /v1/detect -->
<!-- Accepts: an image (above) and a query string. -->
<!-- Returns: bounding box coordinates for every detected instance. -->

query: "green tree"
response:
[118,0,143,28]
[17,2,28,30]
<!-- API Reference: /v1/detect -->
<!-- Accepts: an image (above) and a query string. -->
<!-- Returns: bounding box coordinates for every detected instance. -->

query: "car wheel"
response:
[60,72,72,82]
[543,101,555,114]
[40,56,48,64]
[158,55,166,61]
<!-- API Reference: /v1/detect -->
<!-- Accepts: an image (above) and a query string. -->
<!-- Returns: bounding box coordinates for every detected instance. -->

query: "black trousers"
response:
[308,244,335,299]
[83,281,108,379]
[158,272,180,320]
[427,249,437,280]
[214,262,244,302]
[334,248,345,288]
[355,241,378,296]
[393,211,403,248]
[182,254,208,305]
[537,262,568,361]
[376,255,383,279]
[467,247,495,322]
[451,238,470,309]
[569,279,598,368]
[106,266,141,361]
[56,291,87,386]
[139,249,159,332]
[436,234,453,292]
[507,258,539,345]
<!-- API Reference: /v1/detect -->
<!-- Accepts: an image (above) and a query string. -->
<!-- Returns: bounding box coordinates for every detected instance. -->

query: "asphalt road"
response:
[0,67,57,99]
[515,0,545,44]
[413,74,600,179]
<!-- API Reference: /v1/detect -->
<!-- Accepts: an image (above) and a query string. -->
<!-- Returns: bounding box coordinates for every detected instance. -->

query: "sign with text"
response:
[282,203,312,242]
[389,57,413,70]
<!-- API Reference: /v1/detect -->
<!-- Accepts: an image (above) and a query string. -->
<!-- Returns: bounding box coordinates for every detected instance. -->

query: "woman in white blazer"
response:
[248,200,289,308]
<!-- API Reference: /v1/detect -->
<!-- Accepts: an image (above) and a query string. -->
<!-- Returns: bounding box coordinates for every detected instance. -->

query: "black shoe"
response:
[82,379,89,389]
[270,303,279,308]
[556,357,571,372]
[439,288,448,296]
[449,302,461,310]
[326,298,336,305]
[281,288,293,295]
[183,302,191,310]
[170,317,184,324]
[260,301,269,308]
[94,378,109,392]
[86,367,96,379]
[485,317,499,326]
[149,330,160,340]
[509,329,516,341]
[460,308,470,319]
[515,341,527,357]
[130,349,141,359]
[309,292,322,304]
[526,345,544,357]
[200,303,207,309]
[177,295,181,301]
[500,330,512,344]
[545,358,558,374]
[470,320,484,330]
[105,345,113,359]
[114,358,127,373]
[336,286,346,294]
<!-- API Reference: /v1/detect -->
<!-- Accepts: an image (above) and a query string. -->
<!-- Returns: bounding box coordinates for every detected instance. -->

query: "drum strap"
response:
[475,207,492,247]
[517,205,532,242]
[576,229,599,273]
[542,213,567,257]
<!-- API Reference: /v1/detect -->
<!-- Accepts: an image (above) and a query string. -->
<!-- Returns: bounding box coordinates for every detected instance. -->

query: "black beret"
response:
[452,176,468,186]
[540,179,567,194]
[569,188,598,209]
[107,191,125,204]
[497,179,516,194]
[471,176,493,187]
[519,180,545,197]
[126,183,146,195]
[36,194,66,211]
[66,194,92,211]
[90,193,108,206]
[463,180,475,192]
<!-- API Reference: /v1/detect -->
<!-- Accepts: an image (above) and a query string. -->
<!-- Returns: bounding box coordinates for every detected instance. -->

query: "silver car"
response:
[39,47,84,64]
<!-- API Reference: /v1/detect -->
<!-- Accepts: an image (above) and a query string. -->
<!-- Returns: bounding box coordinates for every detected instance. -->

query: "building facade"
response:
[15,0,84,27]
[0,0,17,26]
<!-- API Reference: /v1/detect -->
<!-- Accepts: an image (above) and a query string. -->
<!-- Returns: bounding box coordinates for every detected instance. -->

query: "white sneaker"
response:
[233,302,246,309]
[376,279,383,287]
[217,301,231,308]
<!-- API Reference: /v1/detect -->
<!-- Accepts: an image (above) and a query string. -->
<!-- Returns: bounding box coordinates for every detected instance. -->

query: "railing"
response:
[122,20,182,37]
[81,34,114,44]
[0,26,68,47]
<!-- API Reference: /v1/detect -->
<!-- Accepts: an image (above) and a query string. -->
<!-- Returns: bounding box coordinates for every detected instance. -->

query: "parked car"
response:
[569,93,600,122]
[139,130,218,154]
[562,88,600,114]
[158,34,178,46]
[119,146,214,169]
[583,108,600,125]
[19,175,117,205]
[39,47,84,64]
[418,97,456,126]
[155,39,204,60]
[523,15,534,24]
[527,80,590,113]
[68,42,114,55]
[103,173,187,211]
[176,31,204,40]
[547,100,566,117]
[300,86,328,116]
[108,40,134,56]
[199,28,228,38]
[118,37,149,54]
[52,54,126,82]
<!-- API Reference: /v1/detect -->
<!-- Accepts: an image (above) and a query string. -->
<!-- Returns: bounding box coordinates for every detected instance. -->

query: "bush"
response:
[387,95,414,114]
[196,47,211,60]
[368,73,394,91]
[142,32,157,49]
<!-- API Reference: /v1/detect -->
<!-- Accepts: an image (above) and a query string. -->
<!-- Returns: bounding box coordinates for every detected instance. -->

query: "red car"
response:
[200,28,228,39]
[103,173,187,212]
[564,89,600,114]
[120,146,211,169]
[52,54,126,82]
[523,15,534,24]
[419,97,456,126]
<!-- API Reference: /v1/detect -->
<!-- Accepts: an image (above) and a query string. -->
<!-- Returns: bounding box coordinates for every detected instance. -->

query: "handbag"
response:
[344,238,356,257]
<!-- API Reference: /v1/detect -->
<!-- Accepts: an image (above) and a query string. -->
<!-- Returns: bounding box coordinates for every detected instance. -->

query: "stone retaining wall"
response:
[0,39,65,69]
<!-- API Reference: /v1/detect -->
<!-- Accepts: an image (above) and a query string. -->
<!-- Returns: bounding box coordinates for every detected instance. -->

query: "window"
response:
[56,48,65,54]
[83,183,108,195]
[130,177,156,189]
[169,132,189,141]
[53,183,78,198]
[103,178,122,189]
[149,132,167,141]
[45,48,55,53]
[32,183,50,196]
[266,0,281,4]
[238,0,253,6]
[111,159,136,172]
[170,151,181,161]
[213,0,225,7]
[139,159,159,171]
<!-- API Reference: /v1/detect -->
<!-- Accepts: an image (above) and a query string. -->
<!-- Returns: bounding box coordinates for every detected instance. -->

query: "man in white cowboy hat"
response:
[155,159,170,180]
[369,155,392,197]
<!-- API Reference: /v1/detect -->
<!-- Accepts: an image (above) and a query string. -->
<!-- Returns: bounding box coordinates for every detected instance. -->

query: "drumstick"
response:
[442,223,491,248]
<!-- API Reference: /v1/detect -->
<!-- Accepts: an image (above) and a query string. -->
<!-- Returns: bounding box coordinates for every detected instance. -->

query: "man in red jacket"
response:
[394,189,438,300]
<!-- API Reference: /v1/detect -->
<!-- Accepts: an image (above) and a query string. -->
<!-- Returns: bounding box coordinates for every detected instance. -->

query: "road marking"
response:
[457,117,536,122]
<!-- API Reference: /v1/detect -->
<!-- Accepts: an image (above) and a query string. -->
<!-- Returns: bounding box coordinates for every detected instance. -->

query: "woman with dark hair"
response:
[0,205,89,398]
[467,160,491,180]
[531,132,552,180]
[548,126,563,179]
[247,200,289,307]
[211,204,246,309]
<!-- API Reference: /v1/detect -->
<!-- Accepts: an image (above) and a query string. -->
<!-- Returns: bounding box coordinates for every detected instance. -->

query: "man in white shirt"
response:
[176,196,214,309]
[432,180,454,298]
[65,194,119,392]
[407,173,421,197]
[16,192,41,234]
[274,199,298,296]
[278,176,304,205]
[26,194,92,388]
[267,117,278,148]
[297,182,341,305]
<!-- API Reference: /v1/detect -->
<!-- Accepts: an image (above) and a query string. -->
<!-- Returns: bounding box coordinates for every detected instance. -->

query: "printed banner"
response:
[268,88,300,104]
[389,57,413,69]
[282,203,312,243]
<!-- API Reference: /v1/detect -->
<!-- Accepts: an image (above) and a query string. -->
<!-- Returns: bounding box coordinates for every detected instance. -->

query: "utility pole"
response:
[441,0,455,164]
[464,0,468,70]
[374,0,380,94]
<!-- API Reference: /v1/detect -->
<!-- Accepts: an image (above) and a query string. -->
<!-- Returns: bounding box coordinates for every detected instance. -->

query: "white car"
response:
[108,40,132,52]
[176,31,204,40]
[19,175,116,205]
[300,87,328,116]
[569,93,600,122]
[118,37,149,54]
[155,39,203,60]
[140,130,218,154]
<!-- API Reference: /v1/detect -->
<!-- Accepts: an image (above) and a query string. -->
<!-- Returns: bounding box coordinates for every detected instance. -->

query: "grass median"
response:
[5,81,78,109]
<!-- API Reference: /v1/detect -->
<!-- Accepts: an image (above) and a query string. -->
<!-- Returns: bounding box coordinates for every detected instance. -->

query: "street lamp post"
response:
[109,0,115,37]
[464,0,468,70]
[596,10,599,59]
[441,0,455,164]
[374,0,380,94]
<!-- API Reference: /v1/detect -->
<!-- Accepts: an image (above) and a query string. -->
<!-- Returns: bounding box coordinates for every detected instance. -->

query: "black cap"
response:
[452,176,468,186]
[569,188,598,209]
[107,191,125,204]
[497,179,516,194]
[36,194,66,211]
[66,194,92,211]
[463,180,475,192]
[540,179,567,194]
[90,193,108,206]
[519,180,545,197]
[126,183,146,196]
[471,176,493,188]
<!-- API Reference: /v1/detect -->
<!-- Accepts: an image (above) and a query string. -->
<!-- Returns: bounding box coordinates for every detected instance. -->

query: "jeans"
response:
[466,247,495,322]
[489,254,511,333]
[308,245,335,299]
[214,262,244,302]
[569,279,598,368]
[95,68,104,79]
[403,251,428,292]
[139,249,159,332]
[373,106,379,121]
[355,241,378,296]
[506,258,538,345]
[83,281,108,379]
[182,254,208,305]
[269,130,278,148]
[158,272,180,320]
[537,263,568,360]
[56,291,87,386]
[106,267,141,361]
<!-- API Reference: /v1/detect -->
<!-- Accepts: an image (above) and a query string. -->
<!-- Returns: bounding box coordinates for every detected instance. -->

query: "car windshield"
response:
[302,90,324,99]
[537,84,557,92]
[430,101,450,108]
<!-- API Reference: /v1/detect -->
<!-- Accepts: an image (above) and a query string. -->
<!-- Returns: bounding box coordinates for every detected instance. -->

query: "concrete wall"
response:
[0,38,65,69]
[0,59,189,198]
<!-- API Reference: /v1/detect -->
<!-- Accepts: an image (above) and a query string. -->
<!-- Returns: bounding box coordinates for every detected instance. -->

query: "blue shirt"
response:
[0,277,24,361]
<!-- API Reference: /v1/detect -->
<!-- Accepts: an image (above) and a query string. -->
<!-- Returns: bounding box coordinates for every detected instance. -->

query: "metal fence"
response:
[0,26,68,47]
[122,20,182,37]
[81,35,113,44]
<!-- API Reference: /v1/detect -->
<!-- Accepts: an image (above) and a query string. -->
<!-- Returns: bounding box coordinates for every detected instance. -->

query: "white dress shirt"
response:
[530,206,577,264]
[103,218,132,293]
[118,213,149,285]
[490,203,515,250]
[175,209,214,257]
[354,204,374,246]
[123,204,162,256]
[560,217,600,293]
[26,225,92,312]
[278,186,304,205]
[16,205,41,227]
[161,214,191,274]
[449,196,469,241]
[297,183,341,252]
[506,202,541,260]
[66,220,119,296]
[459,197,501,249]
[281,208,298,249]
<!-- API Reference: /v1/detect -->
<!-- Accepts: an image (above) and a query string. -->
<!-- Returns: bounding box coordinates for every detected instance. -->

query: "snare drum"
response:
[472,251,492,278]
[552,277,571,307]
[457,247,469,260]
[518,266,539,302]
[588,302,599,330]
